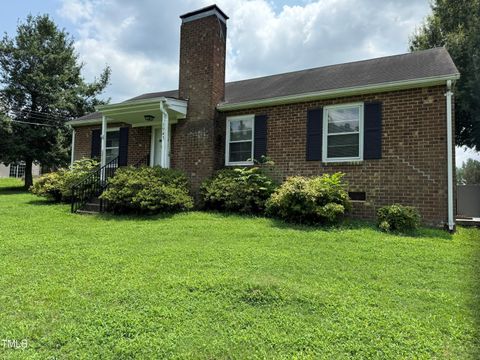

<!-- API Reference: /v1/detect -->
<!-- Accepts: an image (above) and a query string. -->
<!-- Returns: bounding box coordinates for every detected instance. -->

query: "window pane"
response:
[229,141,252,162]
[17,164,25,178]
[9,165,16,177]
[106,148,119,163]
[230,119,253,141]
[106,131,120,148]
[327,134,359,158]
[327,107,360,134]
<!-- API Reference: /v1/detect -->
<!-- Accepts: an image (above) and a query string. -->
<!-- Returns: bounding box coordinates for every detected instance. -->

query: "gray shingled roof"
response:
[72,48,458,122]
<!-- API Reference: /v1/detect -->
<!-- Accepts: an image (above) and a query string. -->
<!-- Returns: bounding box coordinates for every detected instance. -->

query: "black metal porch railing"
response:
[70,157,119,213]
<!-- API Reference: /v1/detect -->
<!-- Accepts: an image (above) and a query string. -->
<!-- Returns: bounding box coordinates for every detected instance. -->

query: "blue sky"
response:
[1,0,479,163]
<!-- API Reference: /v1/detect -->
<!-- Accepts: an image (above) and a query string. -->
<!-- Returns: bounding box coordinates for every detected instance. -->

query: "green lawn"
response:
[0,178,479,359]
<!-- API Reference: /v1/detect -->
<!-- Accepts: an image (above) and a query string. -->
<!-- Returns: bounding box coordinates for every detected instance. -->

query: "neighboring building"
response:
[0,162,41,178]
[68,5,459,229]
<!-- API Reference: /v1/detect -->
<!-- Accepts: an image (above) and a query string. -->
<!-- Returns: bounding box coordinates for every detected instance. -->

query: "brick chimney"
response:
[172,5,228,189]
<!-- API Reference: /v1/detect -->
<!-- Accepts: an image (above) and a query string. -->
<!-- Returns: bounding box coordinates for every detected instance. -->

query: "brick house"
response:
[68,5,459,229]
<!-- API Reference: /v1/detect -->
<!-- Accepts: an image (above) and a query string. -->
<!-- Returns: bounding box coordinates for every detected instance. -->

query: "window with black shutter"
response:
[226,115,255,165]
[306,108,323,161]
[323,103,363,162]
[254,115,268,161]
[91,129,101,158]
[363,102,382,160]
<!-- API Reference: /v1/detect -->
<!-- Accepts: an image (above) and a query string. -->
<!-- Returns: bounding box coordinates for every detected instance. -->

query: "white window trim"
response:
[225,115,255,166]
[322,102,364,163]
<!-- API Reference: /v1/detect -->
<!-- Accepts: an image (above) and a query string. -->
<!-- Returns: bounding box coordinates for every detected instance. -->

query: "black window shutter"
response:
[306,108,323,161]
[91,129,101,159]
[364,102,382,160]
[118,127,129,166]
[254,115,268,161]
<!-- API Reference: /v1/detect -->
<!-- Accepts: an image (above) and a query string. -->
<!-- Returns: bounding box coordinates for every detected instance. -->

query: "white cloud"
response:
[58,0,94,24]
[58,0,431,102]
[456,147,480,167]
[58,1,480,161]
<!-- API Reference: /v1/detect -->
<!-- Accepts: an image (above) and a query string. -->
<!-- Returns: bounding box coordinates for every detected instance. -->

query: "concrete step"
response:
[76,209,99,215]
[76,197,102,214]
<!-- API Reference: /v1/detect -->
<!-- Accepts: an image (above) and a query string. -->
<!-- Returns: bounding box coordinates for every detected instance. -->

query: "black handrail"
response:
[71,157,119,213]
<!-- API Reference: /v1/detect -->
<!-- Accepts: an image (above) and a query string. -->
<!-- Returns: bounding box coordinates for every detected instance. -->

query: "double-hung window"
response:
[323,103,363,162]
[226,115,254,165]
[106,129,120,163]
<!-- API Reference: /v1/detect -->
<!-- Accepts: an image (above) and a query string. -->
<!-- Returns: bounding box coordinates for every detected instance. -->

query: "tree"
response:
[0,15,110,188]
[410,0,480,150]
[457,159,480,185]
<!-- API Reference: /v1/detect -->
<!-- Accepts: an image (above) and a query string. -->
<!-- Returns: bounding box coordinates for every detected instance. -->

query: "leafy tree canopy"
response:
[410,0,480,150]
[0,14,110,187]
[457,159,480,185]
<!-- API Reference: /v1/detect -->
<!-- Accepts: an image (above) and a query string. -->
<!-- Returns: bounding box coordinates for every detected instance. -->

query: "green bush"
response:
[30,158,99,202]
[377,204,420,232]
[100,166,193,214]
[200,167,277,214]
[30,171,65,201]
[266,173,351,224]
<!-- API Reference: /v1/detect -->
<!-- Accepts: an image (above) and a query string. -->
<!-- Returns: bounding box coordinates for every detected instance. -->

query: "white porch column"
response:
[160,101,170,168]
[70,128,76,167]
[100,115,107,180]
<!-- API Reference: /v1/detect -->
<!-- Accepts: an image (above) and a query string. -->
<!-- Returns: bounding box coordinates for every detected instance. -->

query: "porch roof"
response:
[67,95,186,126]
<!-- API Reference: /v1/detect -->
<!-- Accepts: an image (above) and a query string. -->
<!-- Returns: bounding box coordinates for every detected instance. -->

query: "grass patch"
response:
[0,178,479,358]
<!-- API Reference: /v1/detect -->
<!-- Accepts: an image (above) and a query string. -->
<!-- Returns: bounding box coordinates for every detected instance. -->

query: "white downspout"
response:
[70,128,76,167]
[160,101,170,168]
[446,80,455,231]
[100,115,107,180]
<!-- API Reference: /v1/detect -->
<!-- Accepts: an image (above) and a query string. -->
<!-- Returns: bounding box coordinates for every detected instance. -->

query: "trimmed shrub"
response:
[100,166,193,214]
[30,171,65,201]
[377,204,420,232]
[30,158,99,202]
[266,173,351,224]
[200,167,277,214]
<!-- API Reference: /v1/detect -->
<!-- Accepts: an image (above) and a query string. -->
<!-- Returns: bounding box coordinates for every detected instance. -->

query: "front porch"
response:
[70,96,187,169]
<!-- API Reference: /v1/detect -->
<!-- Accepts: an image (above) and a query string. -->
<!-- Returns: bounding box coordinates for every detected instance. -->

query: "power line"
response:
[8,119,59,127]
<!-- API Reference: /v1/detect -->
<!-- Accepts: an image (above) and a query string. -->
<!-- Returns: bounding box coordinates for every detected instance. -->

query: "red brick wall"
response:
[173,15,227,189]
[220,85,453,226]
[73,124,151,166]
[72,85,454,226]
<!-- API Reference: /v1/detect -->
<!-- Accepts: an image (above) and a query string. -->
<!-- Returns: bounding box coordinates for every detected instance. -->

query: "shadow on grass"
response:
[93,211,176,222]
[0,186,28,195]
[266,215,452,240]
[26,199,61,206]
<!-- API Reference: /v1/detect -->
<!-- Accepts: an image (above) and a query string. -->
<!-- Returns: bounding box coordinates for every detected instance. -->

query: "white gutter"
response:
[217,74,460,111]
[70,128,76,167]
[445,80,455,232]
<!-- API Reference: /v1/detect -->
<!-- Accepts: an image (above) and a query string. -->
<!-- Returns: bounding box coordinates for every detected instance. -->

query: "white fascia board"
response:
[217,74,461,111]
[67,118,102,126]
[96,97,166,113]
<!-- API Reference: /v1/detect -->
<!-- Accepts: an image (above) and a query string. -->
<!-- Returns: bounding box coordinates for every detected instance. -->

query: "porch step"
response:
[76,209,99,215]
[75,197,101,214]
